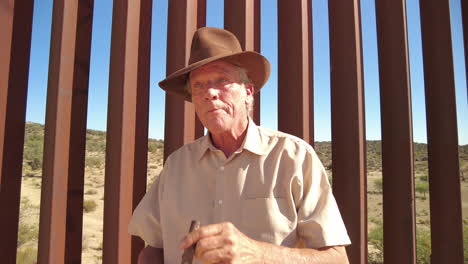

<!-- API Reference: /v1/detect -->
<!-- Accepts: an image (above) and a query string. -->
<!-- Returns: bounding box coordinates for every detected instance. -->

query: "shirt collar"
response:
[197,118,269,160]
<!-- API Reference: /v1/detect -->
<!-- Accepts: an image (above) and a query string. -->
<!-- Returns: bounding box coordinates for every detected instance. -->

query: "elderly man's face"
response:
[189,61,253,134]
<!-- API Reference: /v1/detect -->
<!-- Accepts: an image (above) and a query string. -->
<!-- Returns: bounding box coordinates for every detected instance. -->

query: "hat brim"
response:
[158,51,270,102]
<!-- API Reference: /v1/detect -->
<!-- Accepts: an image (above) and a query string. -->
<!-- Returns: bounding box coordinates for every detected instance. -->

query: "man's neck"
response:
[210,118,249,158]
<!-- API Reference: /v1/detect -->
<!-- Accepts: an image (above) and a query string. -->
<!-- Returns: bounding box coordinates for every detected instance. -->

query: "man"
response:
[129,27,351,264]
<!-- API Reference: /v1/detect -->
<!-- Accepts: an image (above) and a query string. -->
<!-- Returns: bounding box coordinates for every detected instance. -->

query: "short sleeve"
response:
[295,148,351,249]
[128,167,166,248]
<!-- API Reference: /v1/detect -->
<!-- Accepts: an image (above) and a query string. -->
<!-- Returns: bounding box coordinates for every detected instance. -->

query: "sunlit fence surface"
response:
[1,0,467,263]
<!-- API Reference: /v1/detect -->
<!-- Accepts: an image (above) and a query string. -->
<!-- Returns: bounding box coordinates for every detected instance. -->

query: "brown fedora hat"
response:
[158,27,270,101]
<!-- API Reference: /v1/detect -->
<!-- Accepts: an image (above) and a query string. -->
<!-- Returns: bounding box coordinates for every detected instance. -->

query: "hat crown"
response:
[189,27,243,65]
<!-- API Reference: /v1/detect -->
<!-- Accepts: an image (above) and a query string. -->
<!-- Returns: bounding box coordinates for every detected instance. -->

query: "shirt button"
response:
[218,200,223,205]
[220,166,224,171]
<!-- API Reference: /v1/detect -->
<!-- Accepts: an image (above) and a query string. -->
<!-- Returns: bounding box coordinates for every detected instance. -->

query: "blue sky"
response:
[26,0,467,144]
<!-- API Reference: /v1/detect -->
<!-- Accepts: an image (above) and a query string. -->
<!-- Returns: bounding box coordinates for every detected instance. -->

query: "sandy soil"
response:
[17,155,467,263]
[18,151,162,264]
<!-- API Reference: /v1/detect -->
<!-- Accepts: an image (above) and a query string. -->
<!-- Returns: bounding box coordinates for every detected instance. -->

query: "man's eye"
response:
[194,82,203,88]
[219,78,227,83]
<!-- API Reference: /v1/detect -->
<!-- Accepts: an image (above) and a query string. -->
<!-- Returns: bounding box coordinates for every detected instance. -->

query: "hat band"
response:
[189,47,235,65]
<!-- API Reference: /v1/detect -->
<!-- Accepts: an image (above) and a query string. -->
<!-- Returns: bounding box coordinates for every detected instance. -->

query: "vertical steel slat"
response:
[277,0,312,143]
[328,0,367,263]
[130,0,153,262]
[418,0,464,262]
[0,0,34,262]
[64,1,94,263]
[102,0,152,263]
[375,1,416,263]
[307,0,314,146]
[462,0,468,98]
[37,0,93,263]
[224,0,262,124]
[164,0,205,161]
[195,0,206,139]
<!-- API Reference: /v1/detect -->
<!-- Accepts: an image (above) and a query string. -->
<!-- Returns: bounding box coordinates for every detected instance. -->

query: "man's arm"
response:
[180,222,349,264]
[258,242,349,264]
[138,246,164,264]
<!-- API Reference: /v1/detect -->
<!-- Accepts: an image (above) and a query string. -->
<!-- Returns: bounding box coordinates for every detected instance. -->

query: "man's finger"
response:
[179,223,224,249]
[197,246,230,264]
[194,235,227,259]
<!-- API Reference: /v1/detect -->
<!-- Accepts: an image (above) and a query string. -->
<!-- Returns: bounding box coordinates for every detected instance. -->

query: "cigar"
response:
[181,220,200,264]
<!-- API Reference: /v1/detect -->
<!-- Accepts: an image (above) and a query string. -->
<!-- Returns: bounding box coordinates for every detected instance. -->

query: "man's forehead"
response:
[189,60,237,78]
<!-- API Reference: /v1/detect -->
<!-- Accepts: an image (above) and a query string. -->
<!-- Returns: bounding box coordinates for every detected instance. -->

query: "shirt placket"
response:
[213,151,226,223]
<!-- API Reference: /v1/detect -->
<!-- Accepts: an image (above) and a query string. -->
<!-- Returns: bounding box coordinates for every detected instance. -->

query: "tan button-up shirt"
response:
[129,120,351,264]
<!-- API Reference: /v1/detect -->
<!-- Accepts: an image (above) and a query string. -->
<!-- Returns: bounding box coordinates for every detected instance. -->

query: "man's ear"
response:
[245,83,254,96]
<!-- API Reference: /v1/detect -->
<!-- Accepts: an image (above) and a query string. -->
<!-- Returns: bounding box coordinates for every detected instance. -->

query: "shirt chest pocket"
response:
[240,198,295,244]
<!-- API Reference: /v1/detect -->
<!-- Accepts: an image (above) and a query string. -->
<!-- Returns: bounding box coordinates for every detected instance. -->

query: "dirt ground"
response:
[18,160,468,263]
[18,151,162,264]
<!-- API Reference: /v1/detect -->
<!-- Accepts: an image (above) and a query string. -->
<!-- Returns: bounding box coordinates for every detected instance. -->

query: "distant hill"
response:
[22,122,467,176]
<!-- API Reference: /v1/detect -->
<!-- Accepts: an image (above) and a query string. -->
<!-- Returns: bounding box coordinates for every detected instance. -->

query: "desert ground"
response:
[16,146,468,264]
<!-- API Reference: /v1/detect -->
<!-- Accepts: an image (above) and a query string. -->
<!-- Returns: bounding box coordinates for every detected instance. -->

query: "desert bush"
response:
[23,138,43,171]
[418,174,428,182]
[17,223,39,247]
[416,227,431,264]
[464,224,468,263]
[86,140,106,153]
[373,178,383,194]
[83,199,97,213]
[16,247,37,264]
[148,142,159,153]
[85,188,98,195]
[368,221,383,252]
[368,220,383,264]
[415,181,429,198]
[86,156,104,168]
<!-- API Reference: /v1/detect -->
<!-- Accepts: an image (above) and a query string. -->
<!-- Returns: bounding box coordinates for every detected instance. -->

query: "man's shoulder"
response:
[165,135,207,163]
[257,126,315,153]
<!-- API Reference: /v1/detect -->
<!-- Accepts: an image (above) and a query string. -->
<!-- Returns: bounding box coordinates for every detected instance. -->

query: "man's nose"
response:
[204,87,219,100]
[204,82,219,100]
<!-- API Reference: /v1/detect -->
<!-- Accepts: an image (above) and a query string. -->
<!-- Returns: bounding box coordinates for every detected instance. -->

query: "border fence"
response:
[0,0,465,263]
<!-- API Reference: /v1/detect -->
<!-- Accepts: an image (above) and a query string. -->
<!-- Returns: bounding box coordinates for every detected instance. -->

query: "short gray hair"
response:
[186,63,254,117]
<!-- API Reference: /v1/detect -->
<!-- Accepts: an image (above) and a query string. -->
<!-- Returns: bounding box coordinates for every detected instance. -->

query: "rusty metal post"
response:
[164,0,206,161]
[328,0,367,263]
[0,0,34,262]
[462,0,468,98]
[419,0,464,262]
[224,0,262,125]
[277,0,313,143]
[194,0,206,139]
[102,0,152,263]
[37,1,94,263]
[375,1,417,263]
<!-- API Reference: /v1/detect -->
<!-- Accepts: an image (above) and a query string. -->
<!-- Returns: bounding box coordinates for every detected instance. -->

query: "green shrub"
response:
[416,227,431,264]
[86,156,104,168]
[86,140,106,152]
[415,181,429,198]
[85,188,98,195]
[16,247,37,264]
[368,221,384,264]
[368,221,383,252]
[23,139,43,171]
[418,174,428,182]
[374,178,383,194]
[83,199,97,213]
[464,224,468,263]
[17,223,38,247]
[148,142,158,153]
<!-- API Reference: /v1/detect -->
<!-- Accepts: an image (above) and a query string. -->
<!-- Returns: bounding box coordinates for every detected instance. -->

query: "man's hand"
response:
[179,222,263,264]
[179,221,349,264]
